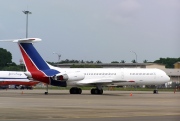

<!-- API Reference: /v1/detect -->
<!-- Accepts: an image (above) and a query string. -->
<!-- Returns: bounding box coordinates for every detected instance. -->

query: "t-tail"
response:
[14,38,66,87]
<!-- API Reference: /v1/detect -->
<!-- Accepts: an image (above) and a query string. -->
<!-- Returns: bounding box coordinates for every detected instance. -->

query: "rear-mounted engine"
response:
[53,72,85,81]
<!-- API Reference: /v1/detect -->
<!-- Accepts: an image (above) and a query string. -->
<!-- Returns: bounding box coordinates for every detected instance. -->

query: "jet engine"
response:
[53,72,85,81]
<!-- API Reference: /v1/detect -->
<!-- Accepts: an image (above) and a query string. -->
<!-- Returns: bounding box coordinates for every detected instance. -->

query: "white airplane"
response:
[1,38,170,94]
[0,71,39,89]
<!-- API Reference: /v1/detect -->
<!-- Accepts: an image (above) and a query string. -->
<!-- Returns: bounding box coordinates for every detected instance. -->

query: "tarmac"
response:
[0,89,179,121]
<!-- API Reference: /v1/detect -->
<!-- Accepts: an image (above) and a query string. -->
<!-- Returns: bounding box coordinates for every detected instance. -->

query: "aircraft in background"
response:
[1,38,170,94]
[0,71,39,89]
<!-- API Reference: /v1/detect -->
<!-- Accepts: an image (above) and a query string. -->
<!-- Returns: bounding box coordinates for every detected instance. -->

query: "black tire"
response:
[70,88,78,94]
[153,90,158,94]
[70,88,74,94]
[78,88,82,94]
[91,89,95,94]
[94,89,98,94]
[21,86,24,90]
[98,89,103,95]
[45,92,48,95]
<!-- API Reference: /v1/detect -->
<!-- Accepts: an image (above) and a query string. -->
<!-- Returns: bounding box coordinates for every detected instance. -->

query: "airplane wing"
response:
[77,78,127,85]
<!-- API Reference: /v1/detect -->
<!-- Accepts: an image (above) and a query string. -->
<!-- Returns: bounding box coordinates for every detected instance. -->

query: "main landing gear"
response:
[69,87,82,94]
[91,88,103,95]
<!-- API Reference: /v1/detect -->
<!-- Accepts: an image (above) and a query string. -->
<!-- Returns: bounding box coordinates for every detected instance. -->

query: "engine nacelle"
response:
[53,72,85,81]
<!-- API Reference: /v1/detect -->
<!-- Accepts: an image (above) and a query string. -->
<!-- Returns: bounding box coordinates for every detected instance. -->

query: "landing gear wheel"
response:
[91,89,95,94]
[91,88,103,95]
[153,90,158,94]
[99,89,103,95]
[70,87,82,94]
[45,84,49,95]
[94,89,98,94]
[78,88,82,94]
[70,88,75,94]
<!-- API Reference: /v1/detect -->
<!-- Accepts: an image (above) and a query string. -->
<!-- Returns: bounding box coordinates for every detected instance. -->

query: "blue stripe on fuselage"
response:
[20,43,60,76]
[0,78,28,79]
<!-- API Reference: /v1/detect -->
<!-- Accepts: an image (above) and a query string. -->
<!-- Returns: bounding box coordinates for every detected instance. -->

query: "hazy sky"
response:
[0,0,179,64]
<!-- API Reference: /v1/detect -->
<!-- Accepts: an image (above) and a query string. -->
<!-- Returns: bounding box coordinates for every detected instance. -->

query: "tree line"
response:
[154,57,180,68]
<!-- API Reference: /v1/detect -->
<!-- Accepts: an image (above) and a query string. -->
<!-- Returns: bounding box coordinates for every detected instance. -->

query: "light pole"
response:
[22,10,32,38]
[53,52,61,63]
[130,51,137,67]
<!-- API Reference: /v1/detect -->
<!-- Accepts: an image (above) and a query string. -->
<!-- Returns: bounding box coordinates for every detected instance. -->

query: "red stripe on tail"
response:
[19,44,50,84]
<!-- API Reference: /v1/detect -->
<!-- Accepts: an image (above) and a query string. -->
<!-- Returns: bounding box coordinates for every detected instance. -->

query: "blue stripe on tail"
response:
[20,43,60,76]
[20,43,50,70]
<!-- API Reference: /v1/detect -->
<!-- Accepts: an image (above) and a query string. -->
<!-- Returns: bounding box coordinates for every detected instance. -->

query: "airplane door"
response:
[154,72,156,80]
[121,72,124,79]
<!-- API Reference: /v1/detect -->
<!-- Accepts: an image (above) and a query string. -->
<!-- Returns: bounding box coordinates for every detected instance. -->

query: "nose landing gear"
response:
[153,85,158,94]
[153,89,158,94]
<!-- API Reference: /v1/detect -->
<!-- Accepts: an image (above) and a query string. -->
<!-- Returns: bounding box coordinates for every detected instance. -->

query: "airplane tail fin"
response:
[0,38,66,86]
[16,38,59,75]
[19,40,50,72]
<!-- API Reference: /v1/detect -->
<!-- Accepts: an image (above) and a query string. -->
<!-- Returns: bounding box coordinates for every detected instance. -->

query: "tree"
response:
[143,59,148,63]
[96,60,102,63]
[0,48,12,70]
[80,60,84,63]
[2,63,21,71]
[120,60,126,63]
[131,59,136,63]
[86,61,94,63]
[154,57,180,68]
[111,61,119,63]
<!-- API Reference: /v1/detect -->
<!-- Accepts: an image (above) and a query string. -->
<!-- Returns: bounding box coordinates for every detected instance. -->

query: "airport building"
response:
[174,62,180,69]
[55,63,166,69]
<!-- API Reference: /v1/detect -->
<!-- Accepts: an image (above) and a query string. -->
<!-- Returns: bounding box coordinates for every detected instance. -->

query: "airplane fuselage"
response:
[52,67,170,87]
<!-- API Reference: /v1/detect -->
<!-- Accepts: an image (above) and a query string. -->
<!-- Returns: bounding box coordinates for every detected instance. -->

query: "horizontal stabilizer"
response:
[0,38,41,43]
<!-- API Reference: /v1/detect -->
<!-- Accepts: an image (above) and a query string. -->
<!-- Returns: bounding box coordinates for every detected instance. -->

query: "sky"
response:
[0,0,179,64]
